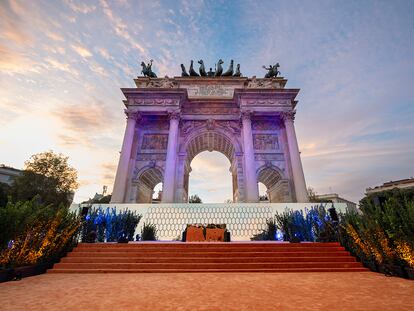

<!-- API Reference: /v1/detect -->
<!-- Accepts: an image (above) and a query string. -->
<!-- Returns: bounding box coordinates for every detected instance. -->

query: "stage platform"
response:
[70,202,347,241]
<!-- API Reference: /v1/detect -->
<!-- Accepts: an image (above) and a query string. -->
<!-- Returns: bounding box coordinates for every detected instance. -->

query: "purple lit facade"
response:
[111,76,308,203]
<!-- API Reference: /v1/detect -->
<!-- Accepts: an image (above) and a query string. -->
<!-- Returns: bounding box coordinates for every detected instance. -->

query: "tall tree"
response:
[188,194,202,203]
[12,151,79,207]
[307,187,319,203]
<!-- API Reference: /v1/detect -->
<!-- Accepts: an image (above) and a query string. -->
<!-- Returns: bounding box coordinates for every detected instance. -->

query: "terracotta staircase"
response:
[48,242,368,273]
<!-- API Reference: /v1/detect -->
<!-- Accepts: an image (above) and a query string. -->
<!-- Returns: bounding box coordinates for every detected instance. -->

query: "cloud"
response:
[101,162,117,185]
[45,31,64,42]
[99,0,146,54]
[0,44,39,73]
[44,57,79,76]
[0,1,31,45]
[53,101,113,133]
[58,134,84,147]
[89,62,108,76]
[71,44,93,58]
[97,47,111,60]
[64,0,96,14]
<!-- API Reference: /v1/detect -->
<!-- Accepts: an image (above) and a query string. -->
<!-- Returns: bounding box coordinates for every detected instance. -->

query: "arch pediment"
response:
[180,126,242,164]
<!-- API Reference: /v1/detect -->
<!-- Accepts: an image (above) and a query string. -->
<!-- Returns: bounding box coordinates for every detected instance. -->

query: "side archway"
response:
[135,166,163,203]
[257,165,291,202]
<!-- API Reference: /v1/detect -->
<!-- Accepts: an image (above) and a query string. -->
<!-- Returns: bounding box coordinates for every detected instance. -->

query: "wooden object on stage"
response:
[205,228,225,242]
[185,226,205,242]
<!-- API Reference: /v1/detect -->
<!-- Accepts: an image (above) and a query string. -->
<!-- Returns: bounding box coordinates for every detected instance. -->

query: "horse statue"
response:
[180,64,189,77]
[198,60,207,76]
[222,59,234,76]
[263,63,280,78]
[215,59,224,76]
[140,59,157,78]
[233,64,242,77]
[189,60,199,76]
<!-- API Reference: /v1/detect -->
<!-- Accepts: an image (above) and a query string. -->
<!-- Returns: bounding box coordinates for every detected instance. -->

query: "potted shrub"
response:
[141,223,157,241]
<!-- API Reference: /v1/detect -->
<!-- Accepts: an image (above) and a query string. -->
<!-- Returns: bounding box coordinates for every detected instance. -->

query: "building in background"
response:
[366,178,414,195]
[315,193,357,211]
[0,164,22,186]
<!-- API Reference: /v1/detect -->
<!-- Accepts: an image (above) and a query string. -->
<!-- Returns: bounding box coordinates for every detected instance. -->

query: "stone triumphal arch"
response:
[111,71,309,204]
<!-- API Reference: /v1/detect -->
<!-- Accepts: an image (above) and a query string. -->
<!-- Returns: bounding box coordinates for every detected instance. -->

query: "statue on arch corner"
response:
[140,59,157,78]
[262,63,280,78]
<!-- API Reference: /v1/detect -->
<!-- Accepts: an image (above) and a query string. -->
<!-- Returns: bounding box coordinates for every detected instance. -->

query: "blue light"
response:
[275,230,283,241]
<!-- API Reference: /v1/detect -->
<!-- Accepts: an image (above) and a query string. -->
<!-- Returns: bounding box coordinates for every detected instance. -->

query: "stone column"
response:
[111,110,140,203]
[281,111,309,202]
[241,111,259,202]
[162,111,180,202]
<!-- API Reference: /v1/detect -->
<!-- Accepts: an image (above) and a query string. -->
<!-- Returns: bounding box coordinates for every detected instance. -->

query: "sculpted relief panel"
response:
[142,134,168,150]
[252,120,280,131]
[253,134,279,150]
[139,119,170,131]
[181,120,241,137]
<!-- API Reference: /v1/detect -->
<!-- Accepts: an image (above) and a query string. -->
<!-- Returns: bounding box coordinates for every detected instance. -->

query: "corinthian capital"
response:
[240,110,253,121]
[280,111,296,122]
[168,110,181,121]
[124,109,141,121]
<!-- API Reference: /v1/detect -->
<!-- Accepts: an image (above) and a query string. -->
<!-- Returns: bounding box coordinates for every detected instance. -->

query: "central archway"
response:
[177,130,245,203]
[188,151,233,203]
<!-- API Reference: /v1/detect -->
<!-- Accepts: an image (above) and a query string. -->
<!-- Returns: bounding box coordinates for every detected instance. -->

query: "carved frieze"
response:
[135,77,178,88]
[136,154,167,161]
[142,134,168,150]
[253,134,279,150]
[246,76,283,89]
[243,99,290,106]
[133,98,179,106]
[252,120,280,131]
[186,84,235,98]
[183,107,239,114]
[254,154,284,161]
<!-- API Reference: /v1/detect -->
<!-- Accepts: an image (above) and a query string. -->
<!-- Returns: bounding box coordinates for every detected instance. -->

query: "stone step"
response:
[50,242,362,273]
[53,262,364,270]
[76,242,342,248]
[61,256,357,263]
[67,251,351,258]
[72,247,346,253]
[49,267,369,273]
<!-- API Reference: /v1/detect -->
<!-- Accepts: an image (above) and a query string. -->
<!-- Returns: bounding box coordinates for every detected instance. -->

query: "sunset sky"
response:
[1,0,413,203]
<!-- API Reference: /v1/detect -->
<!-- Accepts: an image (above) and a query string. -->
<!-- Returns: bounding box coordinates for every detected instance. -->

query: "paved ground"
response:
[0,272,413,310]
